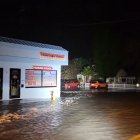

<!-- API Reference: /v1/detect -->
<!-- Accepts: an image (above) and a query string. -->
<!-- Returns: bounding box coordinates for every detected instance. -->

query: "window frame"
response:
[25,69,57,88]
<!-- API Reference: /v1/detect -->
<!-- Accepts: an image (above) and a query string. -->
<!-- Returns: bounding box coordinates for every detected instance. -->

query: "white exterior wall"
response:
[0,42,68,66]
[0,60,61,100]
[0,40,68,100]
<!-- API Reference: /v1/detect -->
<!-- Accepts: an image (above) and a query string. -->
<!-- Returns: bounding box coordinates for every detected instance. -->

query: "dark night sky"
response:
[0,0,140,60]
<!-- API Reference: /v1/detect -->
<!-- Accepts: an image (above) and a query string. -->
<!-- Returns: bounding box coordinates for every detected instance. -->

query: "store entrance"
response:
[0,68,3,99]
[10,68,21,99]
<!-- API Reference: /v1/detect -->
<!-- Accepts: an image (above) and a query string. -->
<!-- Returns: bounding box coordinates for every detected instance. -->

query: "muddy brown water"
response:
[0,90,140,140]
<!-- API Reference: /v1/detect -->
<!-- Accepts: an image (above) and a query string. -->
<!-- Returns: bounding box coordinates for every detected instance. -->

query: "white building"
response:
[0,36,68,100]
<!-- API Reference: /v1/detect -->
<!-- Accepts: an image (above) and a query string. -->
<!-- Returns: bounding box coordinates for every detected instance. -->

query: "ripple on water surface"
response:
[0,92,140,140]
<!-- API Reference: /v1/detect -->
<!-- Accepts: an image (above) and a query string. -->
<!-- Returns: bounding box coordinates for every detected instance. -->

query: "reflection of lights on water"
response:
[0,113,21,124]
[128,134,140,140]
[91,89,107,93]
[29,107,38,112]
[60,115,116,139]
[0,97,79,125]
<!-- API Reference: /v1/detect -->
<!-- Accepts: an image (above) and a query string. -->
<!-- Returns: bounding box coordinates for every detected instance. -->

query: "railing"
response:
[108,84,136,89]
[80,82,139,89]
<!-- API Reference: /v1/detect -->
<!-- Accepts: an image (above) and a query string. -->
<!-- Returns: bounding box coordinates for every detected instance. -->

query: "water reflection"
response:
[90,88,108,93]
[63,86,80,91]
[0,92,140,140]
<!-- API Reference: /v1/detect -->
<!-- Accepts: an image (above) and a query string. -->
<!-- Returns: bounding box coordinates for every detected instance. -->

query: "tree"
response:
[82,66,98,82]
[61,58,90,79]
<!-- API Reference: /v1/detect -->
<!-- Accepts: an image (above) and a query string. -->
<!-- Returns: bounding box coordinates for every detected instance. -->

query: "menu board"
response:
[42,70,57,87]
[25,70,41,87]
[25,69,57,87]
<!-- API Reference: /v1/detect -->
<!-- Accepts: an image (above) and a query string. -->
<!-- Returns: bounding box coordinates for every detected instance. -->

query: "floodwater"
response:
[1,90,140,140]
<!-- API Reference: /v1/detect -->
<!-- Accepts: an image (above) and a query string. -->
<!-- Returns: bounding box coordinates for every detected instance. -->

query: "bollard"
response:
[50,90,56,101]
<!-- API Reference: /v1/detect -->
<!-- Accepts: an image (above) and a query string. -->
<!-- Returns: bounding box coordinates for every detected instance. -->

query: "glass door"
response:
[10,68,21,99]
[0,68,3,99]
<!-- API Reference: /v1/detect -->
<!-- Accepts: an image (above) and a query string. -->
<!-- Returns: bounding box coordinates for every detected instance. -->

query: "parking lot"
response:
[1,90,140,140]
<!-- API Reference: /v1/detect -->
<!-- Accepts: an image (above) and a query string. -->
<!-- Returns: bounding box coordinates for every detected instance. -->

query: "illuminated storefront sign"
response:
[40,52,64,61]
[33,65,53,70]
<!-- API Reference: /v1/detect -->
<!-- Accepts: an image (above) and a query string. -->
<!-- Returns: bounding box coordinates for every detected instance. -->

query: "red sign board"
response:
[33,66,53,70]
[40,52,64,61]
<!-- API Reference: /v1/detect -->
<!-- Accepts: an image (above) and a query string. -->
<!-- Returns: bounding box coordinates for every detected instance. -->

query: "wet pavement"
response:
[1,90,140,140]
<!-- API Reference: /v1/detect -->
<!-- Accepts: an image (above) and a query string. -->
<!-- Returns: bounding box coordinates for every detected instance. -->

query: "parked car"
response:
[90,80,108,89]
[64,79,80,89]
[61,79,69,87]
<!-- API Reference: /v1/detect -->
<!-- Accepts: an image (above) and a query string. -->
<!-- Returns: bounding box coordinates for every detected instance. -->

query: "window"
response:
[25,69,57,88]
[42,70,57,86]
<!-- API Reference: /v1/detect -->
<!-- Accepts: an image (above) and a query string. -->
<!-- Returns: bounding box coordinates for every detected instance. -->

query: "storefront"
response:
[0,36,68,100]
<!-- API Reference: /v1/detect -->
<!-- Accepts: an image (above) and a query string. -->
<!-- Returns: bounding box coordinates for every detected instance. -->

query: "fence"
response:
[108,84,136,89]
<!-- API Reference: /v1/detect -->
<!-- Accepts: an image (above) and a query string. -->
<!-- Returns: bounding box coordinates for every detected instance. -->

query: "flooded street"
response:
[1,90,140,140]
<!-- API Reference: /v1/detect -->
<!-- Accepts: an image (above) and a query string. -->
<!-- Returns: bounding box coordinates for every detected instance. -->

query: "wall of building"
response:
[0,40,68,100]
[0,61,61,100]
[0,42,68,66]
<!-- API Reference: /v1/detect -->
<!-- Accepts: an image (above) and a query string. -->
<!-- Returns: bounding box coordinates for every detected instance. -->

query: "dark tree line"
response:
[93,28,122,79]
[92,26,140,79]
